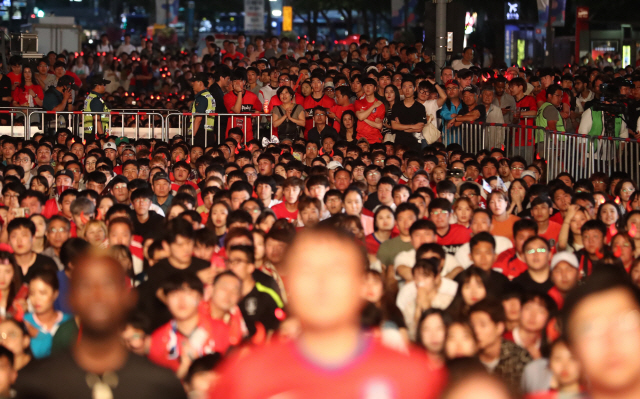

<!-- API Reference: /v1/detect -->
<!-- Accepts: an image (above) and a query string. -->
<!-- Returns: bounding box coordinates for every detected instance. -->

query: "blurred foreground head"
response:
[282,226,368,332]
[562,267,640,398]
[442,358,516,399]
[69,252,136,338]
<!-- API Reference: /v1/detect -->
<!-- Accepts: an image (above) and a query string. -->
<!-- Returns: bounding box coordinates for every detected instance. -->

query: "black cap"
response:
[539,68,555,78]
[152,171,171,183]
[54,169,74,181]
[462,85,477,94]
[57,75,80,90]
[189,72,210,83]
[447,169,465,178]
[361,77,377,87]
[88,75,111,87]
[613,77,632,88]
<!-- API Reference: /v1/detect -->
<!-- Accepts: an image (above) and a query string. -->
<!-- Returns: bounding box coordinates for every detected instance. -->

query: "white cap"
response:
[551,251,579,270]
[327,161,342,170]
[521,170,536,179]
[103,142,117,151]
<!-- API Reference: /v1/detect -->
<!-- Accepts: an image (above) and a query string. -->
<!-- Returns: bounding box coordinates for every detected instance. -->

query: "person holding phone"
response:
[42,76,77,136]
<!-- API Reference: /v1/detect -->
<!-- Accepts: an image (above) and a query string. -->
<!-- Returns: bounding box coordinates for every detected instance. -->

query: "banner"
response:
[155,0,179,25]
[282,6,292,31]
[537,0,566,27]
[244,0,265,33]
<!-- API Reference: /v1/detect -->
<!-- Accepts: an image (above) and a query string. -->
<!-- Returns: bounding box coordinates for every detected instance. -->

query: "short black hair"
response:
[469,297,506,324]
[7,217,35,236]
[469,231,495,251]
[163,272,204,295]
[164,218,195,244]
[429,198,452,213]
[410,219,436,236]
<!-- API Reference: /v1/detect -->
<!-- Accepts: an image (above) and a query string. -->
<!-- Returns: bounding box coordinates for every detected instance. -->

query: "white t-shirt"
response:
[394,248,460,279]
[451,59,473,71]
[396,278,458,339]
[455,235,513,269]
[423,99,440,128]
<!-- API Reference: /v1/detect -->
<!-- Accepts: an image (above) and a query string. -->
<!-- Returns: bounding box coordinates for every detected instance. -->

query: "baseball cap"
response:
[103,142,117,151]
[445,79,460,87]
[327,161,343,170]
[551,252,579,270]
[88,75,111,87]
[189,72,209,83]
[115,137,130,146]
[152,171,171,183]
[55,169,74,181]
[324,82,335,90]
[57,75,80,90]
[462,85,477,94]
[521,170,536,179]
[122,144,136,154]
[447,169,465,179]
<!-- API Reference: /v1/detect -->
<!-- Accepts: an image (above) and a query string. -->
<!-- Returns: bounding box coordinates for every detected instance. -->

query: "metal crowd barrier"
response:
[540,130,640,183]
[441,122,486,155]
[27,110,165,140]
[165,112,273,146]
[0,110,28,138]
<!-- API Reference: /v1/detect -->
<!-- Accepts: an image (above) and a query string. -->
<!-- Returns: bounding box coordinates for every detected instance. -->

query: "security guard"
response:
[190,72,216,147]
[83,75,111,144]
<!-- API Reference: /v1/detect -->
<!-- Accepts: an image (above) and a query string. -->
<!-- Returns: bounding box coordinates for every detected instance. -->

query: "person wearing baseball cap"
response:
[549,251,580,309]
[83,75,112,144]
[190,72,216,148]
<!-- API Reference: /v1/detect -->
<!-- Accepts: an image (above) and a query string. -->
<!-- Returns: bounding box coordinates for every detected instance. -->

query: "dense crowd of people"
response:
[0,33,638,399]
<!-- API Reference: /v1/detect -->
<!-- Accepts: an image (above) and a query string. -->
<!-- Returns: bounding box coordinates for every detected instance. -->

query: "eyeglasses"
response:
[511,166,524,171]
[462,194,476,198]
[48,227,69,234]
[525,248,547,254]
[431,210,449,216]
[16,158,31,164]
[225,258,248,267]
[367,172,380,176]
[622,188,636,193]
[113,183,128,190]
[314,113,326,117]
[68,168,81,173]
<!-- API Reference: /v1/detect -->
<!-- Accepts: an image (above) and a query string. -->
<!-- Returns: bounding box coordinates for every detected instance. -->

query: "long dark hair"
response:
[19,65,34,91]
[339,110,357,140]
[0,251,23,315]
[445,266,489,321]
[383,84,400,111]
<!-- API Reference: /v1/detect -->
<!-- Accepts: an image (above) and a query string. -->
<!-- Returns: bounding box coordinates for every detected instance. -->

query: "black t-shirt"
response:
[142,257,210,330]
[459,104,487,123]
[0,75,11,107]
[307,125,338,144]
[24,254,59,283]
[238,283,282,336]
[15,350,186,399]
[133,211,165,240]
[512,271,554,296]
[390,100,427,145]
[252,269,282,297]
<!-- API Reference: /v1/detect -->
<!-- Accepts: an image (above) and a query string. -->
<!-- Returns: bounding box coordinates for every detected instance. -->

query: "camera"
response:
[594,84,626,115]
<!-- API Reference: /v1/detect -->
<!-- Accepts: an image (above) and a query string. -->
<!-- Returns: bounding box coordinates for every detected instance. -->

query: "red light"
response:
[334,40,338,44]
[75,52,78,57]
[81,52,84,56]
[274,308,286,321]
[30,14,35,18]
[124,92,128,96]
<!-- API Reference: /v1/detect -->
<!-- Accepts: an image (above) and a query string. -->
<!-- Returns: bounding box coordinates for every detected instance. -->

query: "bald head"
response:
[70,253,135,337]
[283,227,367,332]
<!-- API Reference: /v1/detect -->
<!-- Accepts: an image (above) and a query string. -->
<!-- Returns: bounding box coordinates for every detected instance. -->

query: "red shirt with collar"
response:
[436,224,471,255]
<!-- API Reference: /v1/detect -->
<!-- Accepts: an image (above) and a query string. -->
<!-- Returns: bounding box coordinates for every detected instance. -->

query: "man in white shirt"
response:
[451,47,474,71]
[396,256,457,339]
[96,34,114,53]
[394,221,460,284]
[116,34,137,56]
[480,86,506,153]
[456,209,512,269]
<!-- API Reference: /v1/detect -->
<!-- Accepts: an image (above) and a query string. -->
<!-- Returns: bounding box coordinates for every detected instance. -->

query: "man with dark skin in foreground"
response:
[15,253,186,399]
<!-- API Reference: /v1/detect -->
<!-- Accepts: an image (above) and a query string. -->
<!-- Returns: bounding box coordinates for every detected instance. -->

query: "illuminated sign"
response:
[506,2,519,21]
[282,6,292,31]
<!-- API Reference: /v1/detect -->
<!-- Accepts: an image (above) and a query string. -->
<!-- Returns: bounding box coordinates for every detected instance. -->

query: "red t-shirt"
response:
[493,248,528,280]
[302,94,336,136]
[547,286,565,310]
[329,103,355,131]
[539,221,562,247]
[148,316,231,372]
[549,212,564,225]
[436,224,471,256]
[223,90,262,142]
[6,72,21,86]
[271,202,298,222]
[209,338,447,399]
[354,98,385,144]
[12,84,44,106]
[42,198,59,219]
[514,95,537,146]
[222,52,245,62]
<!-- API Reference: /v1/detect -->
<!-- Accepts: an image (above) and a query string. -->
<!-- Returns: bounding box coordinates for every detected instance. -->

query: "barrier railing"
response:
[165,113,273,146]
[441,122,486,155]
[27,111,165,140]
[0,110,28,138]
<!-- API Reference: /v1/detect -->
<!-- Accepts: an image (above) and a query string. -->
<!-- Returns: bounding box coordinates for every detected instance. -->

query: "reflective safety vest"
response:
[587,109,622,151]
[83,92,111,135]
[535,102,565,143]
[190,90,216,133]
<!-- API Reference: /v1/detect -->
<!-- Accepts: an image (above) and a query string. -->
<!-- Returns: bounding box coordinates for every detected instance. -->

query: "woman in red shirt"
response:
[12,66,44,107]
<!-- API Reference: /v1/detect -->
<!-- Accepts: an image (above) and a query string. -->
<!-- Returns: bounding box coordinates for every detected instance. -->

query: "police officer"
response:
[83,75,111,144]
[190,72,216,148]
